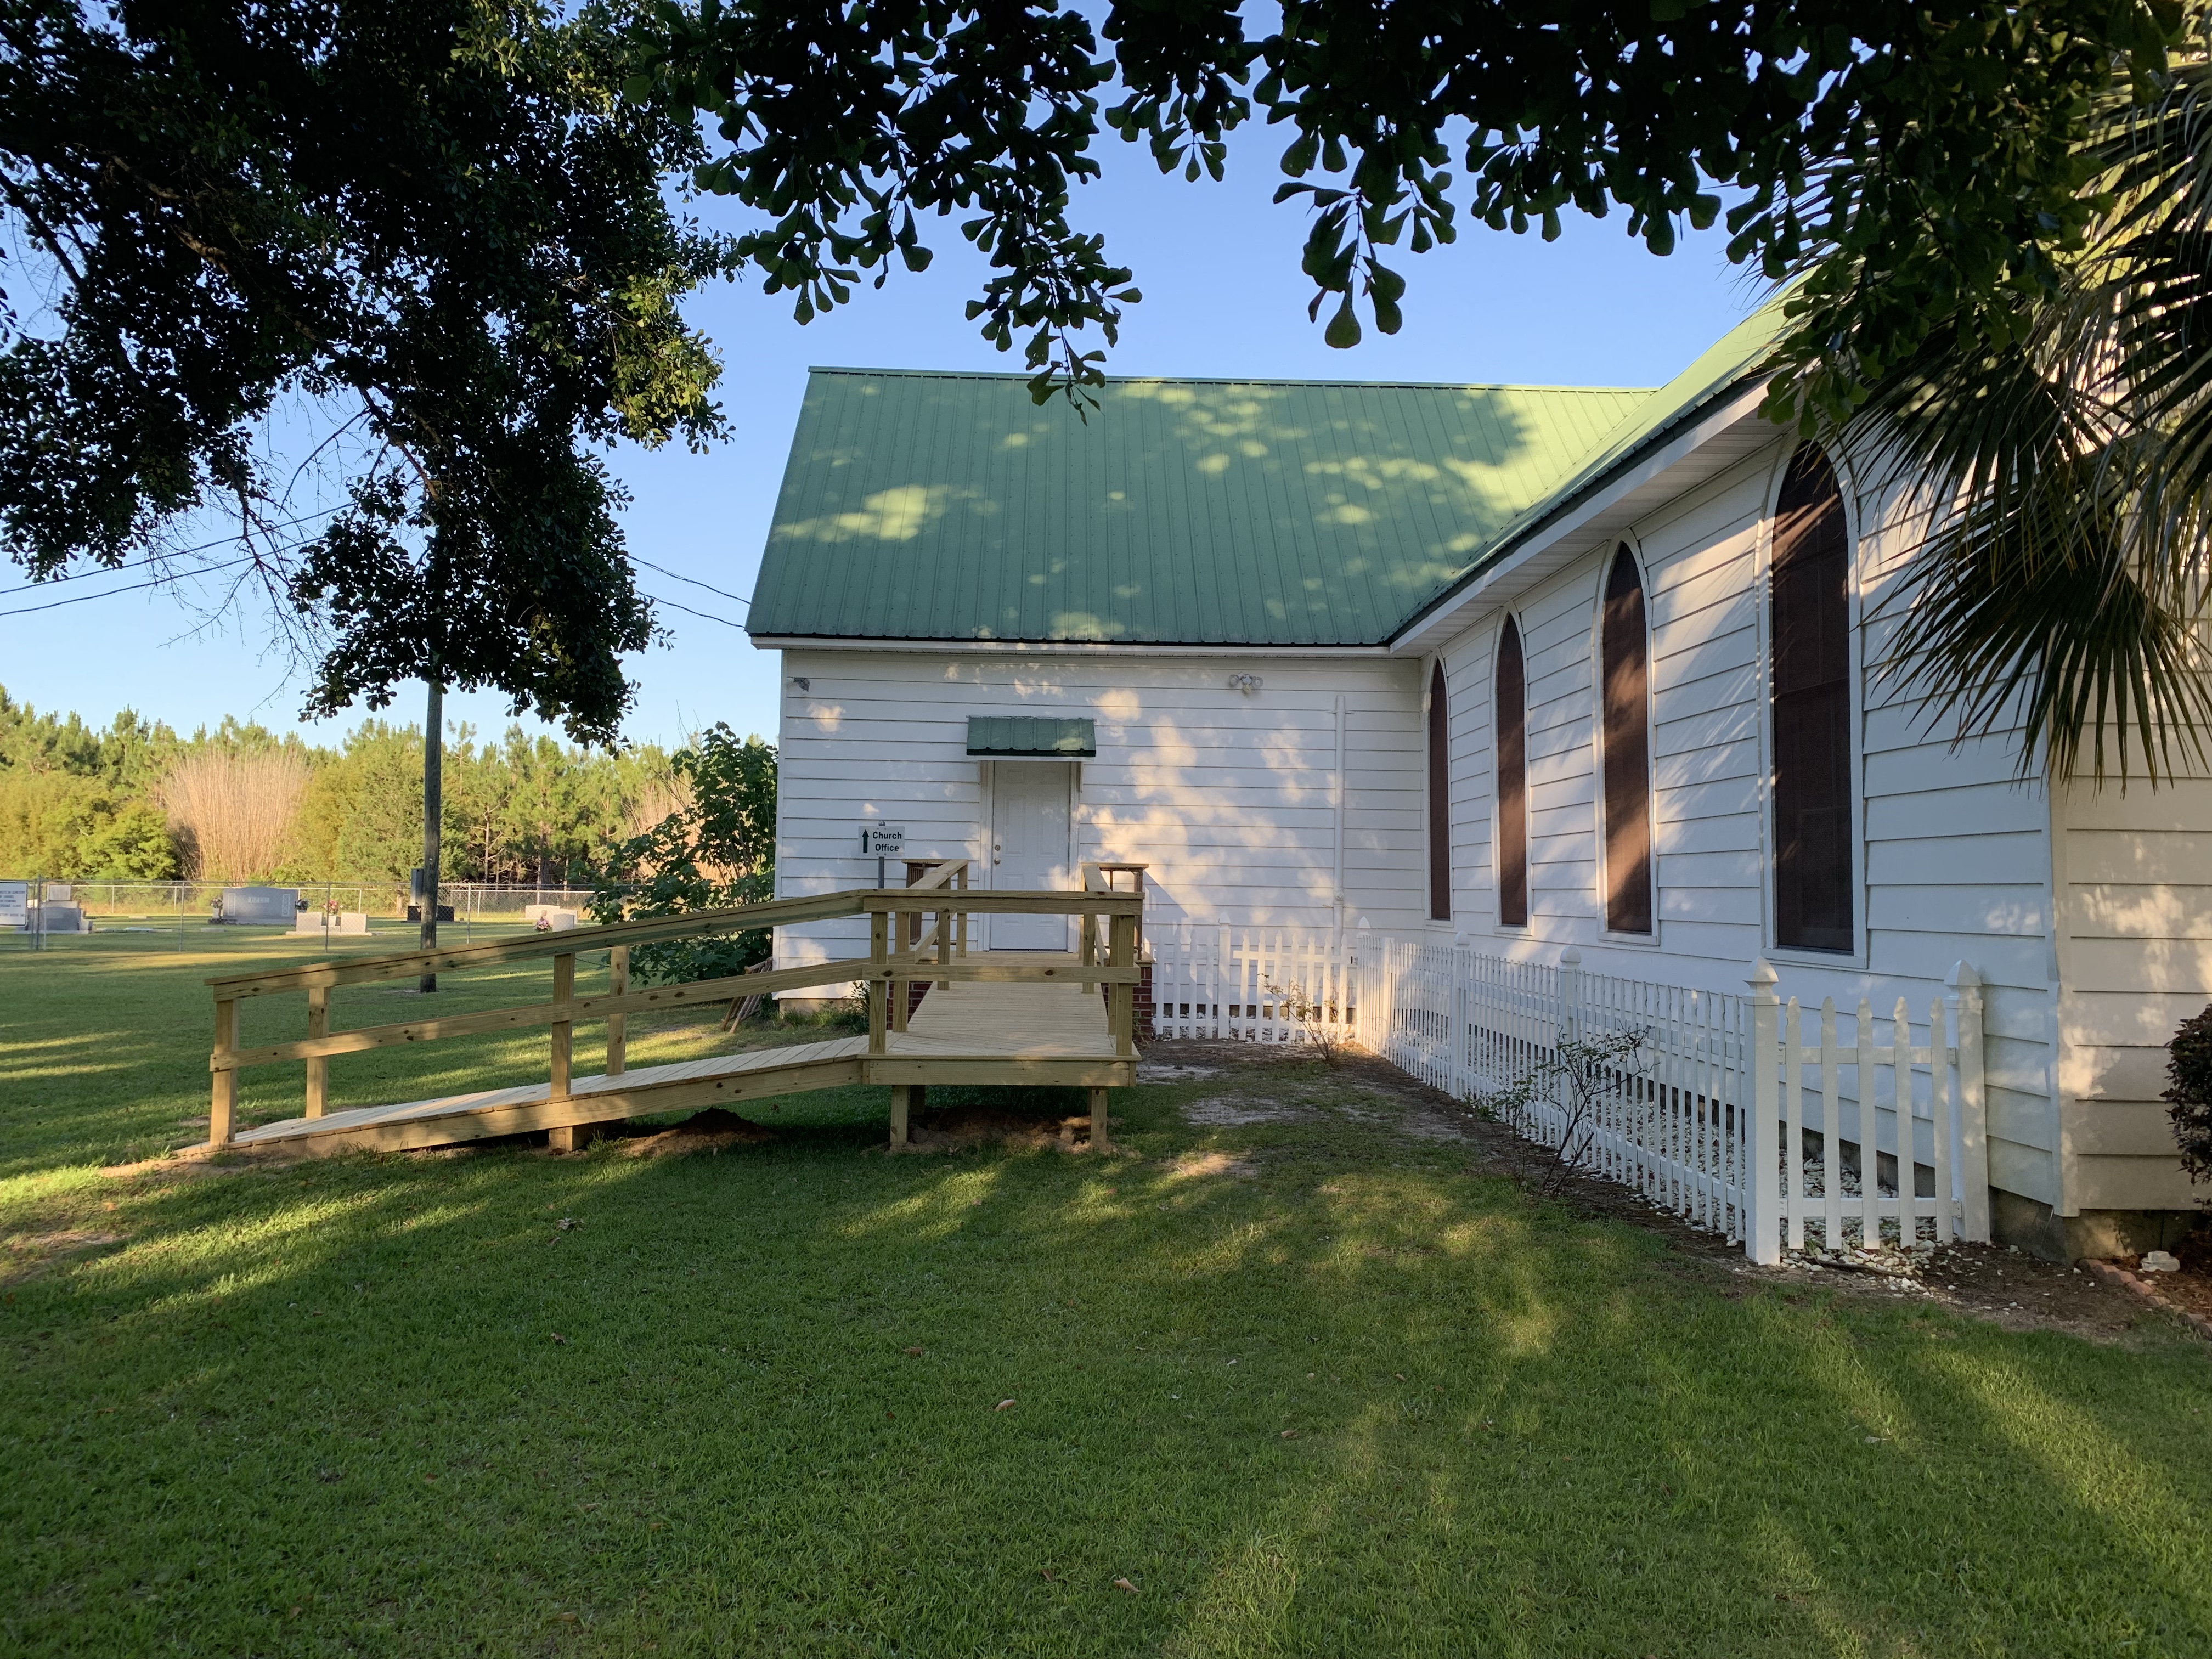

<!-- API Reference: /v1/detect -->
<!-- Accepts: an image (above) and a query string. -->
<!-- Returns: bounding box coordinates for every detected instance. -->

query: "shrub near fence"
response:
[1367,939,1756,1240]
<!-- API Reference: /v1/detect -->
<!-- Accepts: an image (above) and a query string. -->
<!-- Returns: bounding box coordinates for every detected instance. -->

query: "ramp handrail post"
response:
[867,910,889,1054]
[550,951,575,1099]
[211,997,239,1146]
[890,900,911,1034]
[955,863,969,957]
[305,988,329,1119]
[606,946,629,1077]
[1110,910,1138,1057]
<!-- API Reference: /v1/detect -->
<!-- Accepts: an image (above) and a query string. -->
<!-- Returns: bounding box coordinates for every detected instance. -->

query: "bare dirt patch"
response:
[1136,1037,2192,1345]
[1137,1062,1223,1085]
[1181,1096,1305,1127]
[2089,1243,2212,1337]
[101,1141,319,1180]
[1163,1150,1260,1181]
[4,1228,128,1285]
[894,1106,1111,1154]
[612,1108,777,1158]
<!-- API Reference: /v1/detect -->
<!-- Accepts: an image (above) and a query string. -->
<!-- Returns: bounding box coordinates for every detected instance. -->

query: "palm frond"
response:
[1836,29,2212,788]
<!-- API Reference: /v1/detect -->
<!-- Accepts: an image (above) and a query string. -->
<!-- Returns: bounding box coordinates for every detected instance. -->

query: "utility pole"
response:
[420,676,443,993]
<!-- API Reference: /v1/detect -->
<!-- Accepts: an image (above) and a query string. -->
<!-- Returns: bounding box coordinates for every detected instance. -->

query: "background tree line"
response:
[0,684,771,890]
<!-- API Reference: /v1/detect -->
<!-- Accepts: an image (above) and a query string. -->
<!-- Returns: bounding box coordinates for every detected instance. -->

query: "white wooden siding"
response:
[2056,777,2212,1211]
[756,411,2207,1220]
[1432,439,2064,1209]
[769,650,1426,974]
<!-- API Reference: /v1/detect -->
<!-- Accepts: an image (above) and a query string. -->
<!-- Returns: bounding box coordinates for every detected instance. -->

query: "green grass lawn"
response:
[3,929,2210,1656]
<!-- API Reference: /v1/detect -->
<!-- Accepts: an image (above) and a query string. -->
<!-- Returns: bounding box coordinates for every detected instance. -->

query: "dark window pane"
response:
[1496,618,1528,927]
[1601,548,1652,934]
[1771,444,1854,952]
[1429,661,1451,921]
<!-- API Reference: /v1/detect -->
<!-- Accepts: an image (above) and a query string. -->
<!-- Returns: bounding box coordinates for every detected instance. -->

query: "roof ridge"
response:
[805,365,1657,394]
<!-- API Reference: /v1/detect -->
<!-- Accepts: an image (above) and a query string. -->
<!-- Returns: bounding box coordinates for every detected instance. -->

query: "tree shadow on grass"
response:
[2,1105,2209,1657]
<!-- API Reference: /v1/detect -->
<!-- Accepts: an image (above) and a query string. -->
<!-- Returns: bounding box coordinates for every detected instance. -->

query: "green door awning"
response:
[967,716,1096,758]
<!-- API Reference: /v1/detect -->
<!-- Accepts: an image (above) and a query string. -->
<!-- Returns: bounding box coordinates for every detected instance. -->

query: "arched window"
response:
[1600,546,1652,934]
[1495,618,1528,928]
[1428,660,1451,921]
[1771,444,1854,952]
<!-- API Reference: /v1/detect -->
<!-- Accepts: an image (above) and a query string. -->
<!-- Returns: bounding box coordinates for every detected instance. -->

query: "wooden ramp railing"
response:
[203,861,1142,1152]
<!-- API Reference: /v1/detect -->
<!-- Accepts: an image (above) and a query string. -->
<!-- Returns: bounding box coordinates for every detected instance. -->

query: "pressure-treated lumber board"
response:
[208,879,1111,997]
[549,952,574,1099]
[213,958,880,1070]
[304,988,329,1118]
[227,1041,870,1155]
[205,889,872,998]
[211,924,1133,1156]
[859,890,1141,916]
[860,1057,1135,1087]
[867,960,1138,985]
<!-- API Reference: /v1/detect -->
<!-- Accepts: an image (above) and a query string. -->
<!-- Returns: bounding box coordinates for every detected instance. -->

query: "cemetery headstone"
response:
[219,886,301,926]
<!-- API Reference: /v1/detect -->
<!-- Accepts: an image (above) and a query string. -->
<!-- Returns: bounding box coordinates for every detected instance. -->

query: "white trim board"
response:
[752,636,1395,659]
[1391,387,1775,657]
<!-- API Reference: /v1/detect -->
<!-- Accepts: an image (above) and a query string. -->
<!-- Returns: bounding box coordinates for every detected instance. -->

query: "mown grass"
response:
[3,929,2210,1656]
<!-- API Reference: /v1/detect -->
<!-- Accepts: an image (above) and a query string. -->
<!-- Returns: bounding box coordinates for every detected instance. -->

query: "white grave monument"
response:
[291,911,370,937]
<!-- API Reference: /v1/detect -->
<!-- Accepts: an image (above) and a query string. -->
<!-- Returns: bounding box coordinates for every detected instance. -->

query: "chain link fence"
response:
[0,878,626,949]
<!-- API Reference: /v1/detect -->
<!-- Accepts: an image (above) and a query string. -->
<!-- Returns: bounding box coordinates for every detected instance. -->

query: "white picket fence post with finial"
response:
[1948,961,1992,1243]
[1747,958,1783,1265]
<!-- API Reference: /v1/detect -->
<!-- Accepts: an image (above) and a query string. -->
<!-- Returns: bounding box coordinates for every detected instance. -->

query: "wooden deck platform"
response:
[226,973,1129,1156]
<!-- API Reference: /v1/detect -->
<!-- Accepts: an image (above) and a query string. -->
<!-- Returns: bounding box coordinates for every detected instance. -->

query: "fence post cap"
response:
[1746,957,1779,994]
[1946,959,1982,990]
[1559,946,1581,967]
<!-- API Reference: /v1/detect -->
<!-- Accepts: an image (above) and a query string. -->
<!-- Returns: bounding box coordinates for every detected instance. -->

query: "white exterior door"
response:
[989,763,1073,950]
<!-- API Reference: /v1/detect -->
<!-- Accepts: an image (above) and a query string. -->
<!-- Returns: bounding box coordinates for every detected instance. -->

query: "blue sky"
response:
[1,127,1763,753]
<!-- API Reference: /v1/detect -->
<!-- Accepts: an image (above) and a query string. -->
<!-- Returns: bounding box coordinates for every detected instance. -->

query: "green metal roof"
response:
[1396,298,1792,634]
[966,716,1096,757]
[748,371,1652,647]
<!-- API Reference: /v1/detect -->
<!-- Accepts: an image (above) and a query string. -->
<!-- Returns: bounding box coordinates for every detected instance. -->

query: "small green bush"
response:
[2162,1005,2212,1184]
[589,724,776,984]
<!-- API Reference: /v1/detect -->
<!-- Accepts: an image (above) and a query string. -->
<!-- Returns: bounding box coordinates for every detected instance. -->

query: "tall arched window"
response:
[1771,444,1854,952]
[1428,660,1450,921]
[1495,617,1528,928]
[1600,546,1652,934]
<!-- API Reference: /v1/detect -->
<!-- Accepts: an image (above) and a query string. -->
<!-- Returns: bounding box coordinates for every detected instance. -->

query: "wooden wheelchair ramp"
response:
[204,868,1141,1157]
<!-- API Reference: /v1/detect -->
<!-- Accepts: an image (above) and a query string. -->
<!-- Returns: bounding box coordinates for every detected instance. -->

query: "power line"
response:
[643,592,747,630]
[0,505,345,601]
[633,556,751,608]
[0,552,255,606]
[0,535,751,633]
[0,561,276,619]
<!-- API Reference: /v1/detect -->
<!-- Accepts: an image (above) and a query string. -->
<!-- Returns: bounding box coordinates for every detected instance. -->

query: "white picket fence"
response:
[1752,962,1993,1262]
[1364,939,1758,1239]
[1134,923,1991,1261]
[1146,923,1359,1045]
[1356,939,1993,1262]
